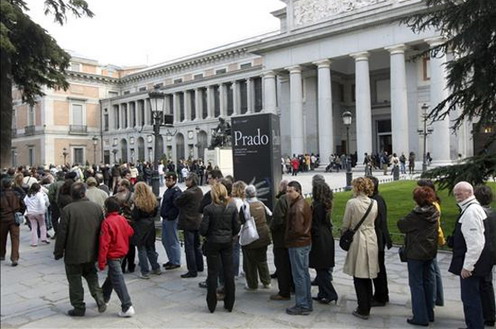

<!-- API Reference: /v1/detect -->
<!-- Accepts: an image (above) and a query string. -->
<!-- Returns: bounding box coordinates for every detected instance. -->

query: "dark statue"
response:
[209,117,231,149]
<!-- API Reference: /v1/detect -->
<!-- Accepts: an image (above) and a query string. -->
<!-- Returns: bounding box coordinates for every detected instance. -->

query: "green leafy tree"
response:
[0,0,93,168]
[404,0,496,190]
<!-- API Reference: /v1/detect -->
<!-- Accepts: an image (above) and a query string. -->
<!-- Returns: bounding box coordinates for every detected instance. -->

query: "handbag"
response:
[239,216,259,246]
[398,245,407,262]
[14,212,25,226]
[339,200,374,251]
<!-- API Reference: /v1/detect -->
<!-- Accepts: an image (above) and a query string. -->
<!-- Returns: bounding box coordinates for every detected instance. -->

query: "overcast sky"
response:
[25,0,283,67]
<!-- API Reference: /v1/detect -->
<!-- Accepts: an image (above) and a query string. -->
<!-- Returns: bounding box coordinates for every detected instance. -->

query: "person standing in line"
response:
[54,182,106,317]
[160,172,182,270]
[85,177,108,211]
[417,179,445,307]
[309,178,338,305]
[408,152,416,175]
[449,181,492,329]
[399,152,407,174]
[397,186,439,326]
[175,172,204,278]
[284,181,313,315]
[0,179,23,266]
[98,197,135,317]
[240,185,272,291]
[269,180,293,301]
[200,183,240,313]
[230,180,247,278]
[369,176,392,307]
[341,177,378,320]
[131,182,162,279]
[114,179,136,274]
[24,183,50,247]
[474,185,496,327]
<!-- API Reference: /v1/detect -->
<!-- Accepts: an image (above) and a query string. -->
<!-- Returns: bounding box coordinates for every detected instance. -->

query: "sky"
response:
[24,0,283,67]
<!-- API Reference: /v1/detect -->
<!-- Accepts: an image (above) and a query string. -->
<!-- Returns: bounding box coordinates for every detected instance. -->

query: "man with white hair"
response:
[449,181,492,329]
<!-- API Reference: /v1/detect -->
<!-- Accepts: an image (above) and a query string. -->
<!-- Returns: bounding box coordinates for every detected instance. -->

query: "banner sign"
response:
[232,113,282,210]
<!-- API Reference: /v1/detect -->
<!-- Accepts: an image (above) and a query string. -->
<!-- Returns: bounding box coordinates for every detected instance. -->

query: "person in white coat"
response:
[24,183,50,247]
[341,177,379,320]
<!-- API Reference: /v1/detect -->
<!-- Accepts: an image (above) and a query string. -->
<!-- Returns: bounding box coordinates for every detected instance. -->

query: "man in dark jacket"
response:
[284,181,312,315]
[54,182,106,316]
[174,172,204,278]
[160,172,182,270]
[369,176,392,306]
[269,180,292,301]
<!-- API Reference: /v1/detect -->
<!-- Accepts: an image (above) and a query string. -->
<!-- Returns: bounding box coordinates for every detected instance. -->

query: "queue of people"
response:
[0,163,495,328]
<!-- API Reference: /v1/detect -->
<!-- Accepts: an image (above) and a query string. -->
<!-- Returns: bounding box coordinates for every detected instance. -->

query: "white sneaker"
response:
[263,283,272,289]
[118,306,135,318]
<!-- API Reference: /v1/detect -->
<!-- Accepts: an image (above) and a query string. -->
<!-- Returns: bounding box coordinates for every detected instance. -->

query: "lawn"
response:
[329,180,496,246]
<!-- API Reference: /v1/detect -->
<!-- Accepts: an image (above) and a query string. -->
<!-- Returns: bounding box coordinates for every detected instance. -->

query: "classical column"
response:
[195,88,202,120]
[313,59,334,162]
[232,81,240,115]
[426,37,451,164]
[207,85,215,118]
[184,91,191,121]
[351,51,372,164]
[173,93,179,124]
[246,78,253,114]
[263,71,277,114]
[219,83,227,117]
[386,44,409,156]
[287,65,304,155]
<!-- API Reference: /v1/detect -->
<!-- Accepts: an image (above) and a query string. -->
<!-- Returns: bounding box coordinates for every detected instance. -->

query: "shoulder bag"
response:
[239,203,259,246]
[339,200,374,251]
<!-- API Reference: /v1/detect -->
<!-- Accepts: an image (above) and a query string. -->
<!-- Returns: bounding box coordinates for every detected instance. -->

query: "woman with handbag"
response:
[309,177,338,304]
[240,185,272,291]
[397,186,439,326]
[200,183,240,313]
[131,182,161,279]
[0,179,23,266]
[341,177,378,320]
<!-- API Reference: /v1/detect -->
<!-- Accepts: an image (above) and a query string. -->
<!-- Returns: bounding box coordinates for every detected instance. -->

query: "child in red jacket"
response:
[99,197,135,317]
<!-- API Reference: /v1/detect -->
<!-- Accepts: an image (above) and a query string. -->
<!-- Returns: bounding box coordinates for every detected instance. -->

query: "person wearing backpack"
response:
[474,185,496,327]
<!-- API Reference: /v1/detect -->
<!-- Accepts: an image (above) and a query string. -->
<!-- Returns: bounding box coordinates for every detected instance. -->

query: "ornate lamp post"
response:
[62,147,69,166]
[148,86,166,196]
[92,136,98,165]
[417,103,434,172]
[342,111,353,190]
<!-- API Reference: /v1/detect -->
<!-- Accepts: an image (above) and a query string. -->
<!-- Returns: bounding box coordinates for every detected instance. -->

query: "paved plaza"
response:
[1,169,492,328]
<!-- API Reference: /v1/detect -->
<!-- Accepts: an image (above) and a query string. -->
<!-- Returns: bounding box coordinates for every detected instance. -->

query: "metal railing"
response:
[24,125,35,136]
[69,125,88,134]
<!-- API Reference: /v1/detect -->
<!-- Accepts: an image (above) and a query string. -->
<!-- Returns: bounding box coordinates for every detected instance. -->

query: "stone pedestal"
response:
[204,147,233,177]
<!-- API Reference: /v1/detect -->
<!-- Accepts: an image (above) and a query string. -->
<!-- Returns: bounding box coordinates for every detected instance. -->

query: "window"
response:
[253,77,262,112]
[240,63,252,69]
[139,87,147,92]
[72,104,84,126]
[28,147,34,166]
[215,68,227,75]
[193,73,203,80]
[108,91,118,97]
[69,62,81,72]
[28,105,35,126]
[123,91,130,95]
[103,109,109,131]
[423,57,431,81]
[375,79,391,103]
[74,147,84,164]
[240,80,247,114]
[173,78,183,84]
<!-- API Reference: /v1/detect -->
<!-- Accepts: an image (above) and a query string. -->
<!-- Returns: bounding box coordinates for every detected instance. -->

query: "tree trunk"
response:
[0,50,13,169]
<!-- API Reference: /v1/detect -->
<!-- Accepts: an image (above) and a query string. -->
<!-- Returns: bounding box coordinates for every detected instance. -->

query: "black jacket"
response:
[175,185,203,230]
[270,193,289,248]
[131,206,158,247]
[372,193,392,251]
[309,201,334,269]
[160,185,182,221]
[200,202,240,244]
[397,204,439,261]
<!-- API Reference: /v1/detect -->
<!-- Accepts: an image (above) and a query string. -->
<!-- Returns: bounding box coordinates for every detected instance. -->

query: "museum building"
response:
[12,0,485,167]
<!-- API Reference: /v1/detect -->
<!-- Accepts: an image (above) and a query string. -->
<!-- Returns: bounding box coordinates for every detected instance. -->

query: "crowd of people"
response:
[0,163,495,328]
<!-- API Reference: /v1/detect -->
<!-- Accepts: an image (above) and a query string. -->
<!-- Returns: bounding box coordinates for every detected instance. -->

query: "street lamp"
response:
[149,85,166,196]
[342,111,353,190]
[92,136,98,166]
[62,147,68,166]
[417,103,434,172]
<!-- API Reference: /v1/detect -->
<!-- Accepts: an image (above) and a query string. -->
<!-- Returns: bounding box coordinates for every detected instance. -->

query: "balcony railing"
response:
[24,125,35,136]
[69,125,88,134]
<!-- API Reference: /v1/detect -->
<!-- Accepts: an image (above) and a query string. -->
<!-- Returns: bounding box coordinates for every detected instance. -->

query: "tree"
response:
[403,0,496,190]
[0,0,93,168]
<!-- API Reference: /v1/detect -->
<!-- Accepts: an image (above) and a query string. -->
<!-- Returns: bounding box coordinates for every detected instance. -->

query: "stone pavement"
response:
[1,169,491,328]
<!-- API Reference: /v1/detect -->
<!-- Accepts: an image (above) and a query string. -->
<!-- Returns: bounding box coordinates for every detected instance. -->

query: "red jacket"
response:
[98,212,134,270]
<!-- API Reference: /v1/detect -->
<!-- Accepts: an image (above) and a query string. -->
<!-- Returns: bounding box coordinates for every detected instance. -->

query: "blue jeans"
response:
[460,275,484,329]
[102,259,132,311]
[288,245,312,310]
[162,219,181,266]
[137,245,160,275]
[183,230,203,276]
[430,257,444,306]
[407,259,434,324]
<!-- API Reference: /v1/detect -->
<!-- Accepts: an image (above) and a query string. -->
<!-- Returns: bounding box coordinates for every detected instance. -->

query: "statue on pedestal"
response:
[209,117,231,149]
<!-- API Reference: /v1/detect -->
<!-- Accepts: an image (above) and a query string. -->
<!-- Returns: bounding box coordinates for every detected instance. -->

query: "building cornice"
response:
[67,71,120,85]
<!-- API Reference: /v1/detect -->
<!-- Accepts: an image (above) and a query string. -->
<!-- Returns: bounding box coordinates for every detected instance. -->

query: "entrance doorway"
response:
[376,119,392,154]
